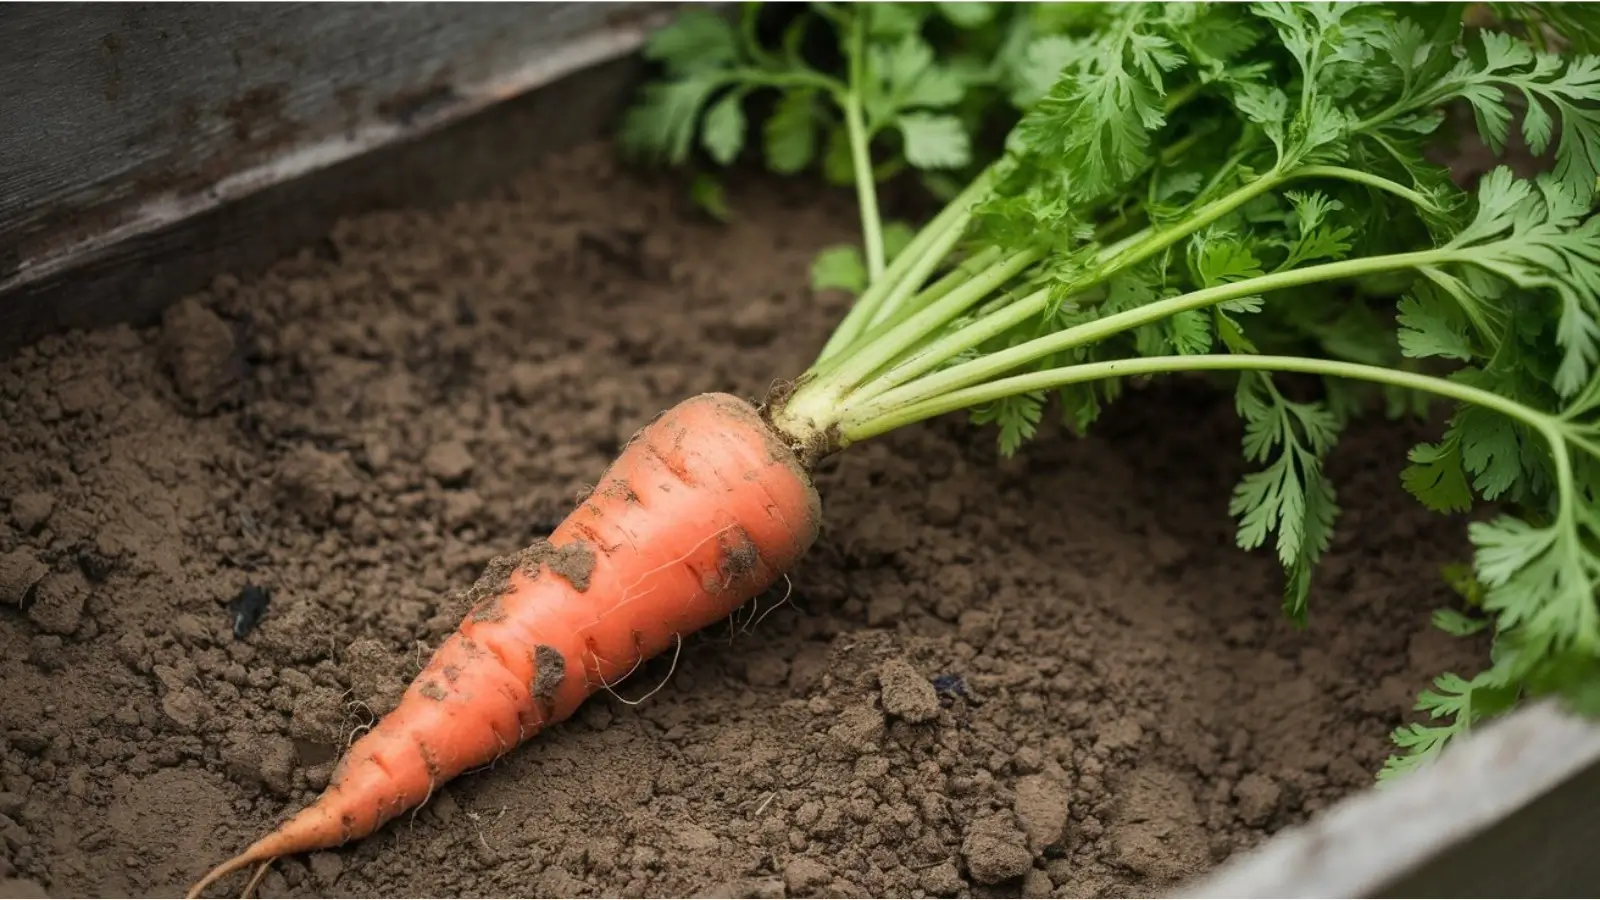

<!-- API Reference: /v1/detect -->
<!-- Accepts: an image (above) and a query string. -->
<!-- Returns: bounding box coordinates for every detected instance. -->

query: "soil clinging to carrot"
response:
[522,540,598,594]
[0,140,1484,898]
[531,645,568,708]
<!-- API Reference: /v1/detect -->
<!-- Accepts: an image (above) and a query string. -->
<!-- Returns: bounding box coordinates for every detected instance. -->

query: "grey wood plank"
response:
[1,3,665,270]
[0,54,650,359]
[0,2,681,356]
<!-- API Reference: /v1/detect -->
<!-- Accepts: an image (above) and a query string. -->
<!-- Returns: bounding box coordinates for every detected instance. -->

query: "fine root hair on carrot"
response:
[185,393,823,899]
[406,779,437,831]
[343,720,372,751]
[339,694,378,749]
[592,632,684,708]
[583,636,648,691]
[746,574,796,636]
[721,574,791,644]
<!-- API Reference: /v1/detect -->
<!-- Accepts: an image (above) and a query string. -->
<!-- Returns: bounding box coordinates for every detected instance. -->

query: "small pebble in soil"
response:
[226,584,272,638]
[932,673,966,700]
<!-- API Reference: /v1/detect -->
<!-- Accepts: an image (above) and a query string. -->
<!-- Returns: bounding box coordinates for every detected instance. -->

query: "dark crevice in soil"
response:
[0,140,1483,898]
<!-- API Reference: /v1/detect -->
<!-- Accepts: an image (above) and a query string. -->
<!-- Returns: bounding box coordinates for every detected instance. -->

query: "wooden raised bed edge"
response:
[1185,699,1600,898]
[0,2,682,359]
[3,5,1598,897]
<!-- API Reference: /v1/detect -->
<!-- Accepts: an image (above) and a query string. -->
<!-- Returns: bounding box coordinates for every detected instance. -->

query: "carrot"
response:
[186,392,822,898]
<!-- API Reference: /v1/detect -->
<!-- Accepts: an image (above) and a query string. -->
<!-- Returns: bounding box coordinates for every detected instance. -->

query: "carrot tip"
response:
[241,861,273,899]
[185,851,275,900]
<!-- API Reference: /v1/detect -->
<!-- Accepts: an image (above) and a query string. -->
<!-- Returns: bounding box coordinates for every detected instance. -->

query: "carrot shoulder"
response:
[187,392,823,897]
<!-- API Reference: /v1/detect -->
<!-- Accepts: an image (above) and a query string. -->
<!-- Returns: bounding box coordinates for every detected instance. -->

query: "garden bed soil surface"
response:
[0,140,1484,899]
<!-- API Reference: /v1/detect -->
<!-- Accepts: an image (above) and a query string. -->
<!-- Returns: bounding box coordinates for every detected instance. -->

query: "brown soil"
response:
[0,141,1484,899]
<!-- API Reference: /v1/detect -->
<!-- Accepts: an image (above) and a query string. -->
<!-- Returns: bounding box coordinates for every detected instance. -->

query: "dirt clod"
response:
[423,440,475,485]
[0,139,1485,898]
[920,862,966,897]
[289,688,346,746]
[441,490,484,530]
[309,852,344,887]
[259,738,298,795]
[159,296,241,415]
[8,492,55,533]
[224,734,297,796]
[275,446,360,528]
[25,572,87,636]
[345,638,406,717]
[782,857,831,895]
[523,539,596,592]
[161,687,212,733]
[878,657,940,723]
[743,655,789,687]
[1235,772,1283,826]
[962,817,1034,885]
[0,549,47,606]
[506,361,543,402]
[532,643,567,704]
[1013,773,1071,855]
[828,704,886,756]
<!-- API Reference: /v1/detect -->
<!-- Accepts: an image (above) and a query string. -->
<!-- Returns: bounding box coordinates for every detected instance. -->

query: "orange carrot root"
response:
[187,393,822,898]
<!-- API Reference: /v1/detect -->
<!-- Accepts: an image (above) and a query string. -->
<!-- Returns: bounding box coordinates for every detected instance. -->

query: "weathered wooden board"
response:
[1184,699,1600,898]
[0,2,678,356]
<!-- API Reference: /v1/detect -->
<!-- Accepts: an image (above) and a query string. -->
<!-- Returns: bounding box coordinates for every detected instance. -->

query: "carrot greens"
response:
[622,2,1600,777]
